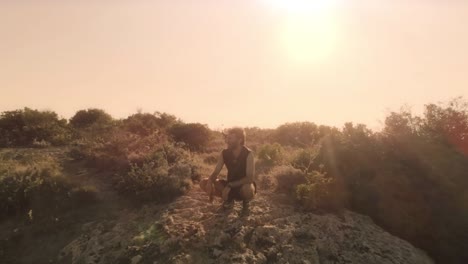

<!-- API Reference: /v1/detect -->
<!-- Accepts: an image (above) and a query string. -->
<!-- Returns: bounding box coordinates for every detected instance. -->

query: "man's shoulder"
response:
[221,149,229,157]
[242,146,253,154]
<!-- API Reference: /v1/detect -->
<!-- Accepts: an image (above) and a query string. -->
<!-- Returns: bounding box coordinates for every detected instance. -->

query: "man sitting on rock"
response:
[206,127,256,216]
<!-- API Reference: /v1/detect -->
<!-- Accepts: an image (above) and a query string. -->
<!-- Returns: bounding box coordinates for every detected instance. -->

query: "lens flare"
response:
[262,0,342,64]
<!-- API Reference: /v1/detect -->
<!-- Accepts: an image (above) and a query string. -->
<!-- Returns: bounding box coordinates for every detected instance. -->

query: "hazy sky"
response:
[1,0,467,130]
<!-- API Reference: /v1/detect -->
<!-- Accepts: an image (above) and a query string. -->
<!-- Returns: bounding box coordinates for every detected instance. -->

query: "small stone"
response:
[255,252,267,263]
[131,255,142,264]
[212,232,230,247]
[160,237,180,254]
[213,248,223,257]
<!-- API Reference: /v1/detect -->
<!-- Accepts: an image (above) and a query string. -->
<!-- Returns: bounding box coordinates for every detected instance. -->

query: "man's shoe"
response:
[220,200,234,212]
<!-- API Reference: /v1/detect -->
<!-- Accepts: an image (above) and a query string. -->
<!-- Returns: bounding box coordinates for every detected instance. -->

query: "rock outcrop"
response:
[59,189,434,264]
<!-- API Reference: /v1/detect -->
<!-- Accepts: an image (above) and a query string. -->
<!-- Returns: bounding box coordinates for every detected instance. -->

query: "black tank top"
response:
[222,146,252,182]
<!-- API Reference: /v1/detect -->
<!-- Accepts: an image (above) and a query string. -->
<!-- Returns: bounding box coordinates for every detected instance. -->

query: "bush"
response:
[114,156,193,203]
[70,130,170,172]
[296,170,348,212]
[70,127,196,203]
[244,127,275,147]
[188,163,202,182]
[70,108,113,129]
[290,147,320,173]
[202,153,218,165]
[0,153,96,220]
[0,108,70,147]
[257,143,284,167]
[273,166,306,194]
[311,100,468,263]
[69,108,116,142]
[154,111,180,129]
[274,122,319,147]
[169,123,211,151]
[121,112,179,137]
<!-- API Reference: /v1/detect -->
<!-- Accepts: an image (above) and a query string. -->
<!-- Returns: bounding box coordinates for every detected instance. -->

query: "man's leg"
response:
[219,180,235,211]
[222,200,234,211]
[239,183,256,216]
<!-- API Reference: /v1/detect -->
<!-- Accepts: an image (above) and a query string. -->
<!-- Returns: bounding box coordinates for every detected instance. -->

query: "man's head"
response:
[224,127,246,149]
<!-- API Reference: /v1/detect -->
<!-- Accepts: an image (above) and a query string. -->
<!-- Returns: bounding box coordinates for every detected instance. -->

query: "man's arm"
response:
[209,152,224,182]
[228,152,255,188]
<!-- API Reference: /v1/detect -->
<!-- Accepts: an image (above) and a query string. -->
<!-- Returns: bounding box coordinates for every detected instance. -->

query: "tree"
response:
[169,123,211,151]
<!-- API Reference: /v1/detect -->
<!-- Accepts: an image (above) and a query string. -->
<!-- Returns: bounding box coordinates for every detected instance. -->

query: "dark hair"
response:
[226,127,246,145]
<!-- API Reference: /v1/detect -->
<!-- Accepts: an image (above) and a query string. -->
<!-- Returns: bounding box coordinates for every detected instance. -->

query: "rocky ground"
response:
[58,187,434,264]
[0,150,434,264]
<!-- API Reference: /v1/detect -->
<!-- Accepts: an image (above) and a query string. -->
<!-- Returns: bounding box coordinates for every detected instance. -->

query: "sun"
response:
[262,0,342,65]
[265,0,339,15]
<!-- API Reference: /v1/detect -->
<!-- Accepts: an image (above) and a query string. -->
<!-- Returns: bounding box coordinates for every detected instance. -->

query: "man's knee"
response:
[239,183,255,201]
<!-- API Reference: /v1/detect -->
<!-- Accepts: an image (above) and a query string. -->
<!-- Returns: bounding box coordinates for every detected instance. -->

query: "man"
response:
[209,127,256,216]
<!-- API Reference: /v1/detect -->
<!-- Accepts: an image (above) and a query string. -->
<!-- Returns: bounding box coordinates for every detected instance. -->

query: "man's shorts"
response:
[219,180,257,201]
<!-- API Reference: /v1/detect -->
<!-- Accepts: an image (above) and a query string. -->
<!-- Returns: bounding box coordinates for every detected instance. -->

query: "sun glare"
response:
[262,0,342,65]
[266,0,339,14]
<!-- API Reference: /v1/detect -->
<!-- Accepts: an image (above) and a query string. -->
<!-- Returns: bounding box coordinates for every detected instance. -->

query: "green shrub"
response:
[296,170,348,212]
[189,164,202,182]
[71,130,170,172]
[123,112,160,136]
[0,108,70,147]
[310,100,468,263]
[257,143,284,167]
[244,127,275,146]
[122,112,179,136]
[202,153,218,165]
[273,165,306,194]
[69,108,116,143]
[0,155,96,220]
[274,122,319,147]
[168,123,211,151]
[290,147,319,173]
[115,159,192,203]
[70,108,113,129]
[69,125,196,203]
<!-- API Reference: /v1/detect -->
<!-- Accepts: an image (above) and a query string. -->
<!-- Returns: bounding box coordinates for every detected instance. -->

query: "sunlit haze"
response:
[1,0,467,130]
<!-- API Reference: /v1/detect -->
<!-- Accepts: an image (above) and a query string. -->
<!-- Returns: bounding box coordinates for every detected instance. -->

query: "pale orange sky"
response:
[1,1,467,130]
